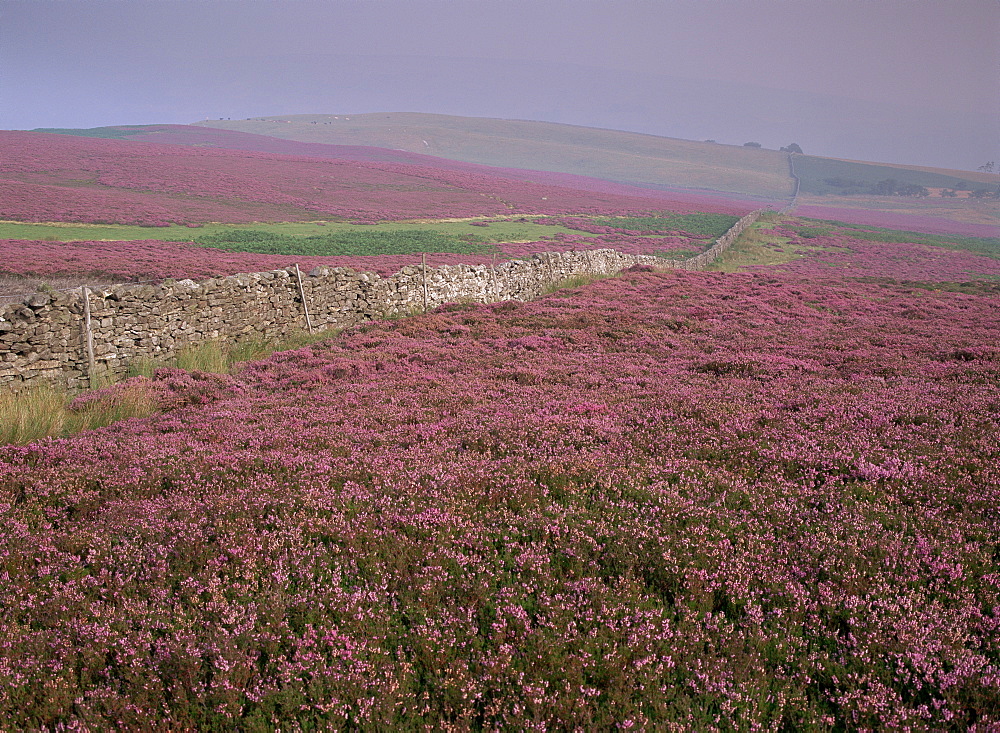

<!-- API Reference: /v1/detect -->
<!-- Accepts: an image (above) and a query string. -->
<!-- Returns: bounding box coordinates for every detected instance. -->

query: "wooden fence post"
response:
[492,253,500,302]
[82,286,97,388]
[421,253,429,313]
[294,264,314,334]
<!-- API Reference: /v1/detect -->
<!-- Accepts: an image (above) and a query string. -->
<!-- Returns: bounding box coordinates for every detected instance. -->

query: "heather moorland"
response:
[1,121,999,729]
[1,221,999,728]
[0,131,749,227]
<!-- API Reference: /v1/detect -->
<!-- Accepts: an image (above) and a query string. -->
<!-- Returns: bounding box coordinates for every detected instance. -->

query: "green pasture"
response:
[786,218,999,259]
[31,126,159,141]
[710,213,1000,273]
[0,218,596,246]
[591,213,740,238]
[192,228,496,256]
[0,214,734,258]
[709,215,853,272]
[831,225,1000,259]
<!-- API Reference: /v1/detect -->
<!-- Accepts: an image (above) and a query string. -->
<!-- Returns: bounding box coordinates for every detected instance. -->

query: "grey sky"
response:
[2,0,997,170]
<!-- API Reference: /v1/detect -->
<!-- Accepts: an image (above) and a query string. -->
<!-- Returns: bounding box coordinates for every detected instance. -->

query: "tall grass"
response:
[0,382,159,445]
[132,331,333,377]
[0,385,70,444]
[541,272,611,295]
[174,341,231,373]
[1,330,334,445]
[708,214,799,272]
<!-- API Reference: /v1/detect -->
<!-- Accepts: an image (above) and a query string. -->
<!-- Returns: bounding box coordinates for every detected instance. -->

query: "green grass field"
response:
[785,218,1000,259]
[0,218,595,245]
[834,225,1000,259]
[591,213,740,238]
[192,228,497,256]
[30,126,160,141]
[708,215,862,272]
[0,213,736,260]
[709,217,799,271]
[710,214,1000,273]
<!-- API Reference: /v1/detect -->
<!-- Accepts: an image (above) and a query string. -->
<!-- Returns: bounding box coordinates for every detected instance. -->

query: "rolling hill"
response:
[189,112,995,202]
[24,116,999,237]
[192,113,796,201]
[0,129,751,228]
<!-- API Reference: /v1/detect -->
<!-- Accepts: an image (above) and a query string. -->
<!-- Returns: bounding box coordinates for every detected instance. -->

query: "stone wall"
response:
[0,211,761,392]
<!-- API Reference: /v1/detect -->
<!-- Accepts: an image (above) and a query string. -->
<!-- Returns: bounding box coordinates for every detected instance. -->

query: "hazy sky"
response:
[2,0,997,170]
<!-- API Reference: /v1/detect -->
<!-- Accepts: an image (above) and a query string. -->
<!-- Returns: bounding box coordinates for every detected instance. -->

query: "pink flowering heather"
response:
[0,253,997,728]
[792,204,998,238]
[0,238,527,283]
[0,237,672,286]
[752,223,1000,282]
[0,227,709,286]
[121,124,760,215]
[0,131,753,226]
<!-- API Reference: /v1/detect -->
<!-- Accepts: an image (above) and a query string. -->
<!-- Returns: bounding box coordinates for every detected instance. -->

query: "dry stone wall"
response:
[1,211,761,392]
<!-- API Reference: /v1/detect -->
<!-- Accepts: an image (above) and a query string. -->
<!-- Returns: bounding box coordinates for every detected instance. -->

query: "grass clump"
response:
[0,385,72,444]
[174,341,232,374]
[541,273,612,295]
[0,382,158,445]
[709,217,798,272]
[1,330,334,445]
[134,331,334,377]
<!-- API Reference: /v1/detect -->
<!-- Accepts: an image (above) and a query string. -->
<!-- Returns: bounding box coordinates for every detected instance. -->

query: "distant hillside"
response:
[30,124,762,212]
[793,155,997,196]
[194,113,795,202]
[26,117,996,237]
[1,130,750,227]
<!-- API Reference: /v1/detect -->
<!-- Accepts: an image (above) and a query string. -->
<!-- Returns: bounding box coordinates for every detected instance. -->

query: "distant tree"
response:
[971,188,996,199]
[870,178,899,196]
[898,183,930,197]
[941,188,958,197]
[780,143,804,154]
[867,179,928,197]
[704,139,717,143]
[978,161,995,174]
[743,142,762,148]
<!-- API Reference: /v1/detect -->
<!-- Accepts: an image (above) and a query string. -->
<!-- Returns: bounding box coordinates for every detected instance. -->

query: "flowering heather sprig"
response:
[0,258,997,728]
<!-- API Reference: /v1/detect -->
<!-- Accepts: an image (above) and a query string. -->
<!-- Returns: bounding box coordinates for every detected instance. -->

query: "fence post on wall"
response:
[82,286,97,388]
[421,253,429,313]
[492,253,500,302]
[294,264,314,334]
